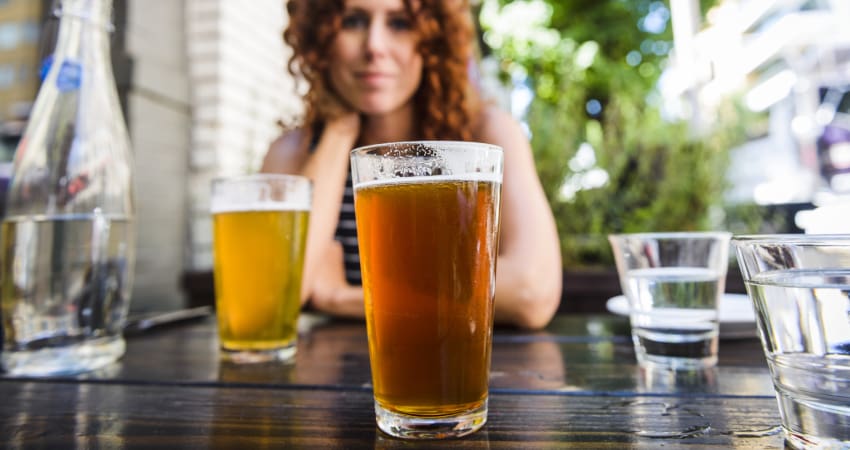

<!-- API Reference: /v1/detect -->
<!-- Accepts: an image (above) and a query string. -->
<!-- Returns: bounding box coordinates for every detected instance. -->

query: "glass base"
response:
[632,329,718,370]
[219,344,296,364]
[777,389,850,449]
[637,351,717,370]
[785,430,850,450]
[1,335,125,376]
[375,399,487,439]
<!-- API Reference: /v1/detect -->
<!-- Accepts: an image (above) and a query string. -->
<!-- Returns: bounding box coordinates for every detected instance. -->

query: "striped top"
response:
[335,170,362,285]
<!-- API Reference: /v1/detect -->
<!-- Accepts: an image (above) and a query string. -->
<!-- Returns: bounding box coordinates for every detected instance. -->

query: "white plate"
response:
[606,293,757,339]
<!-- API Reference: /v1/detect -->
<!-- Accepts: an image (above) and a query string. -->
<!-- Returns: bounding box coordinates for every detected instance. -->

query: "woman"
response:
[262,0,562,329]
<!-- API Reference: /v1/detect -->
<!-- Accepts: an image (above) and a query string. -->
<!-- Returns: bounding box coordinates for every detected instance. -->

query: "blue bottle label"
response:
[56,60,82,92]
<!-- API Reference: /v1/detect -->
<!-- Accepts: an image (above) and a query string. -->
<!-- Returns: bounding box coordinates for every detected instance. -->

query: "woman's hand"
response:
[316,87,361,144]
[262,85,364,313]
[309,241,365,318]
[290,89,363,311]
[324,110,360,146]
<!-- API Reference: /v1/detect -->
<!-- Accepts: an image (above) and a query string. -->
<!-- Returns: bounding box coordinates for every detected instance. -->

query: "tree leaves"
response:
[481,0,747,267]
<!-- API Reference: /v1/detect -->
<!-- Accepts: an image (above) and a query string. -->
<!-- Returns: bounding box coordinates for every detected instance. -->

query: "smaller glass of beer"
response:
[210,174,310,363]
[351,141,504,439]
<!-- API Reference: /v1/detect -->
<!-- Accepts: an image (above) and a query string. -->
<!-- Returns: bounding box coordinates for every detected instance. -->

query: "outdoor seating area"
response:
[2,0,850,448]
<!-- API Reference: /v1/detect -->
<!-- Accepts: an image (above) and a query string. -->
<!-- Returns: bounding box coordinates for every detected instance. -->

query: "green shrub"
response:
[481,0,756,267]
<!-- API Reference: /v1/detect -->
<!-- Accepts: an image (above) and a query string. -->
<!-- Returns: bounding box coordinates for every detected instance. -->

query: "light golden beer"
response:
[355,175,501,418]
[213,208,309,350]
[210,174,311,363]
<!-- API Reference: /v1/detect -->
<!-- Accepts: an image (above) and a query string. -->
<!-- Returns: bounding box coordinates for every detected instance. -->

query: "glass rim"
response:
[350,140,503,156]
[608,231,732,240]
[732,233,850,245]
[211,173,311,186]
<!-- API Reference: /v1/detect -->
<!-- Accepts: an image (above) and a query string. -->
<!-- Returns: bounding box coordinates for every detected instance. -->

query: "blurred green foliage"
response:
[480,0,761,267]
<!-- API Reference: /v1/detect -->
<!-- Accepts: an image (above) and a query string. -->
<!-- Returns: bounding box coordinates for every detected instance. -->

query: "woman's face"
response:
[327,0,423,116]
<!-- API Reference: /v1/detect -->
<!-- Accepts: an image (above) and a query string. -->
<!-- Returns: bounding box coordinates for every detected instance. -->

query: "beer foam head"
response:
[211,174,311,213]
[210,200,309,214]
[353,173,502,191]
[351,141,504,189]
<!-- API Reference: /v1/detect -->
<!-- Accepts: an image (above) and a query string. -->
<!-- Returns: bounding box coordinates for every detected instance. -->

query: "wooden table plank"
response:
[0,314,785,448]
[0,380,784,449]
[2,316,774,396]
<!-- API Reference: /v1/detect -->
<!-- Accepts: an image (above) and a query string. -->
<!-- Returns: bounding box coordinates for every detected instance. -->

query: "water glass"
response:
[351,141,503,439]
[210,174,311,363]
[734,234,850,449]
[609,232,732,369]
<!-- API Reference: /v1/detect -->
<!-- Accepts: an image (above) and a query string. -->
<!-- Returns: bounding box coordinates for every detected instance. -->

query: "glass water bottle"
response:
[0,0,135,376]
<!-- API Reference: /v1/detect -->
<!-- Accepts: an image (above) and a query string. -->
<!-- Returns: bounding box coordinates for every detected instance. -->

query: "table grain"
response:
[0,314,785,448]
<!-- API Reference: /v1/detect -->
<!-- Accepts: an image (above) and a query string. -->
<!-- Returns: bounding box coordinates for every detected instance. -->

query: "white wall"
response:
[125,0,191,312]
[122,0,300,312]
[185,0,301,271]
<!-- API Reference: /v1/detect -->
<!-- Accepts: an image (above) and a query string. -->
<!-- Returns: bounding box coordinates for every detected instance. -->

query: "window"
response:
[20,21,38,44]
[0,24,19,49]
[0,64,16,87]
[0,21,39,50]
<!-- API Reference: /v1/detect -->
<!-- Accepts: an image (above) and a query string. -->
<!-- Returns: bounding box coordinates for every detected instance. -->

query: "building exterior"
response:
[0,0,51,161]
[0,0,300,312]
[129,0,301,311]
[124,0,191,311]
[667,0,850,205]
[184,0,300,272]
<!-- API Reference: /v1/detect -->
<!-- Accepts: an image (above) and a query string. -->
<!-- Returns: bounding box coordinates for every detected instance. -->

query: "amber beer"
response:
[355,174,502,422]
[210,175,311,363]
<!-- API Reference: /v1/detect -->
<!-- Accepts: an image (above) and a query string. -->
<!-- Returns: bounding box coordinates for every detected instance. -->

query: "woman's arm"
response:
[476,106,563,329]
[261,108,562,328]
[261,115,365,317]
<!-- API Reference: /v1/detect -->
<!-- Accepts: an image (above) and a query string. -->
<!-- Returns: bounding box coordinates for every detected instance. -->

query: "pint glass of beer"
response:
[210,174,310,363]
[351,141,503,439]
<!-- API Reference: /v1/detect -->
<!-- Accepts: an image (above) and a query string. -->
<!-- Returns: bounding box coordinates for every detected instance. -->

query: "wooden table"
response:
[0,314,785,448]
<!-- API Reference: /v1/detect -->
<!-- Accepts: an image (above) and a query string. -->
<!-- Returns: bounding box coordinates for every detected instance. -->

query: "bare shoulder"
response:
[472,104,531,154]
[473,105,528,148]
[261,128,312,174]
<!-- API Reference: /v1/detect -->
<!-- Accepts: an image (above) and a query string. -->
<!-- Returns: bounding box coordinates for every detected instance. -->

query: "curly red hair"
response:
[283,0,480,140]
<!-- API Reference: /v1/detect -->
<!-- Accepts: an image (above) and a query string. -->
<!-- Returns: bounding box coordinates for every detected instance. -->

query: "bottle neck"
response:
[53,0,114,62]
[57,0,113,29]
